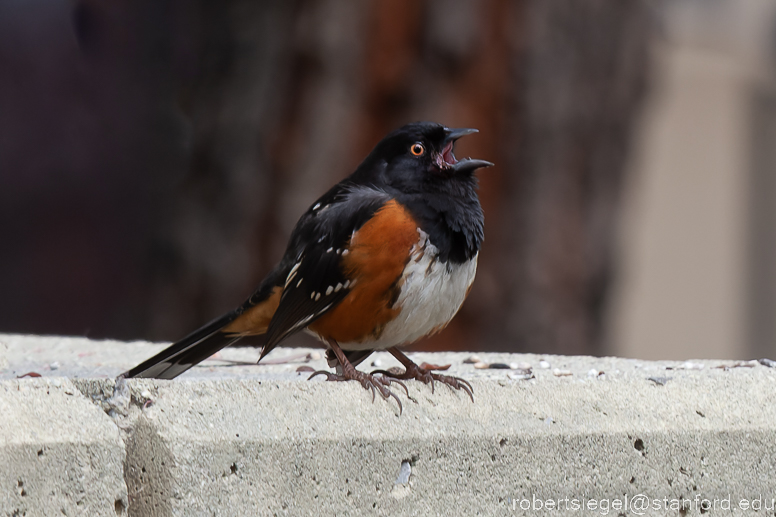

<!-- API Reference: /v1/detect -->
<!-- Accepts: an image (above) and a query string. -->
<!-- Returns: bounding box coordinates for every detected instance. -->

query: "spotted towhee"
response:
[122,122,492,409]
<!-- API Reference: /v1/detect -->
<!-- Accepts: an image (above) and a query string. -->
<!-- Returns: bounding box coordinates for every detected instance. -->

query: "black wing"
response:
[260,184,391,359]
[122,183,391,378]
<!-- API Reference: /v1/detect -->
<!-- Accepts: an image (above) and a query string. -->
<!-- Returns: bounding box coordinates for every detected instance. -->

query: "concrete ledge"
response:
[2,334,776,516]
[0,378,127,516]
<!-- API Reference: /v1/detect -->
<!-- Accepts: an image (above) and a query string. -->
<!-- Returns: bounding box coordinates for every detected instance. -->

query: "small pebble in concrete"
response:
[648,376,671,386]
[508,371,534,381]
[668,361,704,370]
[419,362,450,371]
[395,461,411,485]
[759,358,776,368]
[463,355,482,364]
[538,360,550,369]
[473,361,531,372]
[553,369,572,377]
[715,360,758,370]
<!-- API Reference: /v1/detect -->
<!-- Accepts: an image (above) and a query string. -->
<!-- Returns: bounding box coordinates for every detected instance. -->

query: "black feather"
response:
[119,310,241,379]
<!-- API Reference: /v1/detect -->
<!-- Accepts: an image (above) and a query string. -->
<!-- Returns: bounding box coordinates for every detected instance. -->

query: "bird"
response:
[121,122,492,410]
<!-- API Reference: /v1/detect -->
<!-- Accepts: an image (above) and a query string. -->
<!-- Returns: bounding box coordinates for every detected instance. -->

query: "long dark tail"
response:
[120,310,244,379]
[121,266,286,380]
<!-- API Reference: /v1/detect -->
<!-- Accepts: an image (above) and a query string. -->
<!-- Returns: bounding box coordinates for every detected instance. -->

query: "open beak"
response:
[438,127,494,174]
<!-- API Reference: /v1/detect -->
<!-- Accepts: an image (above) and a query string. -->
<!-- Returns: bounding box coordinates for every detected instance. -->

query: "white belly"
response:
[340,230,478,351]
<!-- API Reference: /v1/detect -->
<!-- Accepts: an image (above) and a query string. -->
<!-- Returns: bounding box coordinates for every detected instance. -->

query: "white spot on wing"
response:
[326,286,333,295]
[285,261,302,288]
[295,313,315,328]
[315,293,321,301]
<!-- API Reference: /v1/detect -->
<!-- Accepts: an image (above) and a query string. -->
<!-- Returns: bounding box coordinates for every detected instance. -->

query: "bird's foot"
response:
[308,362,408,413]
[373,357,473,402]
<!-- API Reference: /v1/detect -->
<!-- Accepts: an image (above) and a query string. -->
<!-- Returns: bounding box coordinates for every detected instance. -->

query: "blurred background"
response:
[1,0,775,360]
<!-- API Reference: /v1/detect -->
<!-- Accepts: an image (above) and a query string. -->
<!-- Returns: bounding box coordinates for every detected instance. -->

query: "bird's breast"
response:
[307,200,478,350]
[335,228,478,351]
[367,231,477,349]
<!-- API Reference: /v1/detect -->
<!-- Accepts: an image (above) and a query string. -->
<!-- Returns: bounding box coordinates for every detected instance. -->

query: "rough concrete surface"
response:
[0,378,127,517]
[2,333,776,516]
[0,340,7,371]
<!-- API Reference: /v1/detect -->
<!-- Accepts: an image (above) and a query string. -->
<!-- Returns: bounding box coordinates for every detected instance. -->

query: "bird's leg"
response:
[309,339,407,413]
[325,348,374,371]
[373,347,474,402]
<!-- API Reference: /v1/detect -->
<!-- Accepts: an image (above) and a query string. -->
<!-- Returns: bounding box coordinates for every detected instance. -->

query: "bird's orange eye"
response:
[410,143,425,156]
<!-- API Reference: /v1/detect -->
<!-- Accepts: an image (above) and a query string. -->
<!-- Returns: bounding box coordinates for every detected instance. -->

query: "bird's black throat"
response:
[396,174,484,264]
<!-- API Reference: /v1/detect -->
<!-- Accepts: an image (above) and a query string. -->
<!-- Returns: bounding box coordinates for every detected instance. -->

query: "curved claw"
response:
[370,372,409,397]
[456,377,474,395]
[388,378,409,398]
[308,370,338,381]
[308,367,404,414]
[384,387,403,414]
[367,382,376,403]
[430,372,474,402]
[436,374,474,403]
[369,376,403,414]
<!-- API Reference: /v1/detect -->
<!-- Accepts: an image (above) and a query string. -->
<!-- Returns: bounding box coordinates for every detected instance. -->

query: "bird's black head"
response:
[352,121,493,192]
[347,121,491,263]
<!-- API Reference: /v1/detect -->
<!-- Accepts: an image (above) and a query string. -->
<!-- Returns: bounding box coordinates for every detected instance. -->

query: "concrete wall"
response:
[3,334,776,516]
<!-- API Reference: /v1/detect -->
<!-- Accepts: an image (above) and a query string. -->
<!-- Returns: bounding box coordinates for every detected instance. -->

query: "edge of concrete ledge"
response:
[0,339,7,371]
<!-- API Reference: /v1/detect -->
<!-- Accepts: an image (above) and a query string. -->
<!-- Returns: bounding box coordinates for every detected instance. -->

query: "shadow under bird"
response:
[121,122,493,411]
